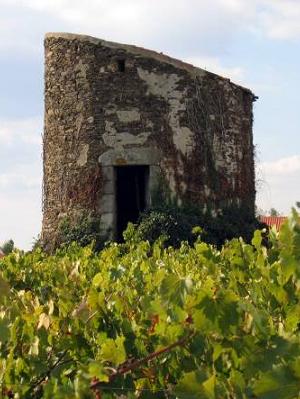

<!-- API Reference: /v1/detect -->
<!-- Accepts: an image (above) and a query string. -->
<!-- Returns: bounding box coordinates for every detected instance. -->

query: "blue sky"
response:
[0,0,299,249]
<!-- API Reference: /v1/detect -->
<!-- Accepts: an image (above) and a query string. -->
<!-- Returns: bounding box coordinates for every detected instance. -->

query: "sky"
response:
[0,0,299,249]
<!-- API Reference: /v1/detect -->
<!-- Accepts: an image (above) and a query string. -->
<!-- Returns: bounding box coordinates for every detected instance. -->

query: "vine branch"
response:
[90,330,194,391]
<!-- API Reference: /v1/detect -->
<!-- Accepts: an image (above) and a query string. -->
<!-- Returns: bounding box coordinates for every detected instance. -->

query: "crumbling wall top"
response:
[45,32,255,97]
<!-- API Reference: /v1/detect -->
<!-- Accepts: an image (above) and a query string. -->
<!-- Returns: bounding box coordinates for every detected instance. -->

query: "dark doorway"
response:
[117,59,126,72]
[115,165,149,241]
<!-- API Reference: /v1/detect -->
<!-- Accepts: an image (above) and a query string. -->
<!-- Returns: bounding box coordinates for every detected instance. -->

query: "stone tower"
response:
[42,32,256,248]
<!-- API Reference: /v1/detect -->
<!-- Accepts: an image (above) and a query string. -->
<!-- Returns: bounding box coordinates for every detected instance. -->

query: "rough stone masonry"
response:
[42,32,256,248]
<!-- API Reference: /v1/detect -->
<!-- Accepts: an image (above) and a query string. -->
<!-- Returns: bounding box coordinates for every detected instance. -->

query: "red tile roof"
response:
[259,216,287,231]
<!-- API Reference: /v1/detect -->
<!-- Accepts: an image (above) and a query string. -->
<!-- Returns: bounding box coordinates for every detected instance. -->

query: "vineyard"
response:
[1,210,300,398]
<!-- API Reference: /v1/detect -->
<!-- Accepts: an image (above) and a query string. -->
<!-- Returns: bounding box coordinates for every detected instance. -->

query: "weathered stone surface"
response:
[42,32,256,247]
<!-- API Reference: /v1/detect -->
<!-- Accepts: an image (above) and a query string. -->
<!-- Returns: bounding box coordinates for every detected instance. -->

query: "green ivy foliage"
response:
[0,210,300,398]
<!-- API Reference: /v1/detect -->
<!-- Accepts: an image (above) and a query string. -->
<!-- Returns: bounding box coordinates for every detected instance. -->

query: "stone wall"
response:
[42,33,256,248]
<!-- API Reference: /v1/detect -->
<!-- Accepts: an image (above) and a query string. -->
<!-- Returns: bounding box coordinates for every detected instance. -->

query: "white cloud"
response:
[10,0,300,41]
[185,55,245,84]
[0,195,42,251]
[0,161,42,250]
[0,0,298,57]
[259,0,300,40]
[0,116,43,249]
[256,155,300,214]
[0,116,42,146]
[0,167,41,190]
[261,155,300,175]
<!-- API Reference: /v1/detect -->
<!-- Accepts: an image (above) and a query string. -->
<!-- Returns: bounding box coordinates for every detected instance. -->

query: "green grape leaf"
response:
[37,312,50,330]
[253,366,300,399]
[100,336,126,365]
[175,371,214,399]
[160,274,193,307]
[203,374,216,399]
[88,361,109,382]
[0,275,10,302]
[92,273,103,287]
[29,336,39,356]
[252,230,262,250]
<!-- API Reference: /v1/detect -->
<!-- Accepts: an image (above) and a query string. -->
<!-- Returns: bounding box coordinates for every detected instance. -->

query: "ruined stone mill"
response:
[41,32,256,248]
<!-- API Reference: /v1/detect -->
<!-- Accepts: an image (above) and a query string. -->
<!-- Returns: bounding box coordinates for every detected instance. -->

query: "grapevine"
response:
[0,210,300,398]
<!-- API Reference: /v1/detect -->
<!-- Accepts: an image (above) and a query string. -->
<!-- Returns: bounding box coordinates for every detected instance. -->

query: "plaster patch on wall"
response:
[180,181,187,193]
[75,114,84,137]
[212,132,240,191]
[172,127,195,157]
[162,165,177,199]
[137,67,195,157]
[117,109,141,123]
[77,144,89,166]
[114,132,150,146]
[75,59,88,79]
[213,133,239,176]
[237,149,243,160]
[168,170,177,197]
[103,120,150,148]
[105,120,116,135]
[146,120,154,129]
[104,107,116,116]
[103,121,117,147]
[204,185,211,197]
[137,68,181,99]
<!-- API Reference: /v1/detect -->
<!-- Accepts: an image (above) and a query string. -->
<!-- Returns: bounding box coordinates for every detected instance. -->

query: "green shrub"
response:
[58,213,106,251]
[134,204,264,247]
[131,208,196,247]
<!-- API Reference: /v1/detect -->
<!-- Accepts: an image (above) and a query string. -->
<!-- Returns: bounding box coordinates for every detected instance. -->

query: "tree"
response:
[1,239,14,255]
[269,208,280,217]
